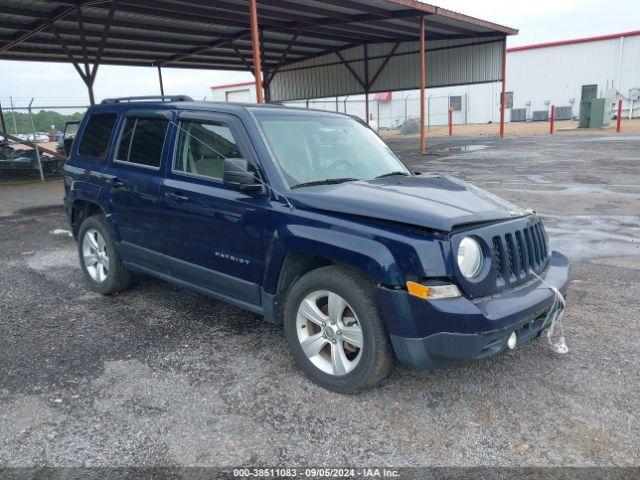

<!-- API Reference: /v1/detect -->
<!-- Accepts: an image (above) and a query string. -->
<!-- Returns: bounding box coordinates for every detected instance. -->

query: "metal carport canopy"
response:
[0,0,518,150]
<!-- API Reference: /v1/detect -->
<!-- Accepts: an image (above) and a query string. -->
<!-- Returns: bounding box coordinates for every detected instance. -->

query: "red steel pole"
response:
[499,37,507,138]
[616,100,622,133]
[448,107,453,135]
[419,16,426,155]
[550,105,555,134]
[249,0,264,104]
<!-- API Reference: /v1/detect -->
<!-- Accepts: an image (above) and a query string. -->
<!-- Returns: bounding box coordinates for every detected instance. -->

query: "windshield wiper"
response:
[375,171,411,179]
[292,178,359,189]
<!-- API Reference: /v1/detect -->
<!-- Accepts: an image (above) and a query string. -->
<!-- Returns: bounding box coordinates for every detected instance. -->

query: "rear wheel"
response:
[283,265,393,393]
[78,214,132,294]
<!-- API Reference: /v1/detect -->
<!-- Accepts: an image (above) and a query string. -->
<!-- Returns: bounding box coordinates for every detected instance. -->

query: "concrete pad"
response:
[0,179,64,217]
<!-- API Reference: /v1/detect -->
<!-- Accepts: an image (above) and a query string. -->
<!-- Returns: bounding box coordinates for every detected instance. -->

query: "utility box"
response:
[510,108,526,122]
[532,110,549,121]
[588,98,610,128]
[579,84,598,128]
[555,106,573,120]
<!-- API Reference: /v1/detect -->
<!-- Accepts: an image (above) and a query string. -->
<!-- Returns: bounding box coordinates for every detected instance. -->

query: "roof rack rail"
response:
[101,95,193,104]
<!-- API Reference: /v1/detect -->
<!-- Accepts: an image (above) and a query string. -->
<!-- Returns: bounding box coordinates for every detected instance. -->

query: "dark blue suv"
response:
[64,96,570,393]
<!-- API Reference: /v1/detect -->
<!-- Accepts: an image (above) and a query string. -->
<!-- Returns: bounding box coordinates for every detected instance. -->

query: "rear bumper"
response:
[376,251,570,369]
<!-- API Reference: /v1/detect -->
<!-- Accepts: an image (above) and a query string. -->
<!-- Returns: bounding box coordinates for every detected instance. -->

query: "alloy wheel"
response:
[82,228,110,283]
[296,290,364,376]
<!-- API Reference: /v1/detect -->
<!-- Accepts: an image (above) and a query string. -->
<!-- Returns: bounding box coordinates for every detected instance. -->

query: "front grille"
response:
[452,215,552,299]
[492,237,503,279]
[492,219,549,286]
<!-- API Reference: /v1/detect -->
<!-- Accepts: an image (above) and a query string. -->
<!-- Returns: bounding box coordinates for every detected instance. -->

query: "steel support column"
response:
[364,43,370,124]
[419,16,426,155]
[28,98,44,182]
[9,97,18,134]
[46,1,116,106]
[616,99,622,133]
[248,0,264,103]
[499,36,507,138]
[0,102,7,138]
[260,28,271,103]
[157,66,165,96]
[77,5,95,105]
[87,82,96,105]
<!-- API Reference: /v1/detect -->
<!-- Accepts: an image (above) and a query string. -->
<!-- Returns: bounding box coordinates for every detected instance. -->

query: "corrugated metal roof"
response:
[0,0,516,71]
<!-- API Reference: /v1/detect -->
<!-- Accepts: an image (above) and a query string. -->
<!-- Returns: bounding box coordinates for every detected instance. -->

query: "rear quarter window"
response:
[114,116,169,169]
[78,113,117,159]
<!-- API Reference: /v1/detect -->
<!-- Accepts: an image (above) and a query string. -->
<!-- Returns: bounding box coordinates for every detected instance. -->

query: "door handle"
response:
[165,192,189,202]
[107,177,125,188]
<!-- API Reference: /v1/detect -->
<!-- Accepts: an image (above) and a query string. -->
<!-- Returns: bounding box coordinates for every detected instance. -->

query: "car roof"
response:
[88,99,348,118]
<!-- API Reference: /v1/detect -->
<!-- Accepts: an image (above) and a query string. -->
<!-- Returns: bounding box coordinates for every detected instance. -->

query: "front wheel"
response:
[78,214,132,295]
[283,266,393,393]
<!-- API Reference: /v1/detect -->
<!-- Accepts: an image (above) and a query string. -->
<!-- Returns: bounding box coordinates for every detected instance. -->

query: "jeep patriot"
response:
[64,96,570,393]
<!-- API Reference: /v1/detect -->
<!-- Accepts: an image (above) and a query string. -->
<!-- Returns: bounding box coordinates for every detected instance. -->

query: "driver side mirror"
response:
[223,158,265,194]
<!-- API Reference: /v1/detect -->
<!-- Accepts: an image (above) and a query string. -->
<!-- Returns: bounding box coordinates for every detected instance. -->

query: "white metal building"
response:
[407,30,640,126]
[506,30,640,121]
[211,30,640,128]
[211,82,256,103]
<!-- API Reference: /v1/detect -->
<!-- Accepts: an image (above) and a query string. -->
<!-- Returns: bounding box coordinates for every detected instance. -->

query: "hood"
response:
[287,174,526,232]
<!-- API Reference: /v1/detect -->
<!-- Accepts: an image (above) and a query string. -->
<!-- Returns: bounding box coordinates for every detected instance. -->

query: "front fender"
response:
[262,223,401,295]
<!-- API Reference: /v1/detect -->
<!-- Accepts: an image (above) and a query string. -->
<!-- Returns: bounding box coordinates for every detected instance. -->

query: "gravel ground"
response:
[0,134,638,468]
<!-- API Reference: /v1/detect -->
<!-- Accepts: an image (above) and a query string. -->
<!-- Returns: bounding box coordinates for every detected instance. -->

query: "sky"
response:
[1,0,637,109]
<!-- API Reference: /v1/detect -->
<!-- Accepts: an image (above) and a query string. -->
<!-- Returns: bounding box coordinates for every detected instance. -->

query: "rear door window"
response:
[115,115,169,168]
[78,113,117,158]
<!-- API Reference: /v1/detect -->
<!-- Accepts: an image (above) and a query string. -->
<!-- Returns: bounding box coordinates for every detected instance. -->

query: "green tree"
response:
[2,110,85,135]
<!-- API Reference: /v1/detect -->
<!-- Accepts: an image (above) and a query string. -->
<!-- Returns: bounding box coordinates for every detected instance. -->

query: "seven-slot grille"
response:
[492,219,549,286]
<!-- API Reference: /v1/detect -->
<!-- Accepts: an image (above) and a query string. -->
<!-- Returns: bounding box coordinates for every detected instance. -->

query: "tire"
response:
[77,214,132,295]
[283,265,393,393]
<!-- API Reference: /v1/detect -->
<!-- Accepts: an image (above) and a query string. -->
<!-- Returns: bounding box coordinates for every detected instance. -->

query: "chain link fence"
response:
[283,93,469,134]
[0,97,87,185]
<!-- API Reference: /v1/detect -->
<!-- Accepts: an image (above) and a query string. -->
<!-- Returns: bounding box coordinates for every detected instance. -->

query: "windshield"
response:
[255,114,410,188]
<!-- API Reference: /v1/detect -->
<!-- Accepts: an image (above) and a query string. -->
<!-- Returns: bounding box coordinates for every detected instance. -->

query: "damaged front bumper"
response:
[376,251,571,369]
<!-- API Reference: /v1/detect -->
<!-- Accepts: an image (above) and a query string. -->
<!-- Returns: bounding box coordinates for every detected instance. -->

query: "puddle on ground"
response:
[542,214,640,261]
[503,183,640,197]
[496,173,640,196]
[441,145,488,153]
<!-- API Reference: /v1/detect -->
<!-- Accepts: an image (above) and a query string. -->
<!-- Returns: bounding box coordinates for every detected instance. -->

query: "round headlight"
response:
[457,237,483,278]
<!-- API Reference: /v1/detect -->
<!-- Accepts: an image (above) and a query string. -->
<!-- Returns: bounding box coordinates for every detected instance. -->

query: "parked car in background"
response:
[64,96,570,393]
